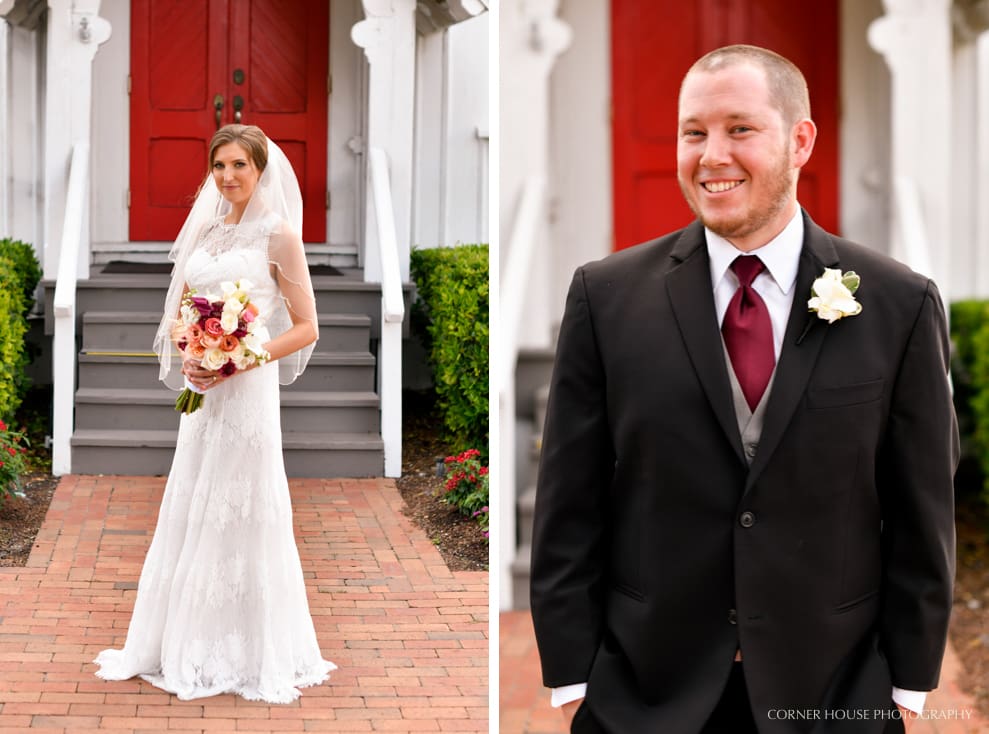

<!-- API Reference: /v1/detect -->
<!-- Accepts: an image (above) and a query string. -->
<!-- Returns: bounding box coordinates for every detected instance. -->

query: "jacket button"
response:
[739,511,755,528]
[728,608,737,625]
[745,442,758,459]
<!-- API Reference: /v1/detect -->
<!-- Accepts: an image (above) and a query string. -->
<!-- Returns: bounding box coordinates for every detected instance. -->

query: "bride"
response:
[93,124,336,703]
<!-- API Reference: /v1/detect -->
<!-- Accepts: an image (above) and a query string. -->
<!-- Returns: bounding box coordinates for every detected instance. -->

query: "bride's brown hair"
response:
[208,124,269,174]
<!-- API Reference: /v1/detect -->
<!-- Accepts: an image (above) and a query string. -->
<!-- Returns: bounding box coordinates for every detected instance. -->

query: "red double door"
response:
[130,0,328,242]
[611,0,839,249]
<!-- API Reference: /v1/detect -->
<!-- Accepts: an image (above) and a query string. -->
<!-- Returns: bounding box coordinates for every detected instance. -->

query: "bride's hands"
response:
[182,357,225,391]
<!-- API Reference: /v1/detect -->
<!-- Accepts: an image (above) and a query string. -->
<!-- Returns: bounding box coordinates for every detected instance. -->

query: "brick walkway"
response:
[0,475,488,733]
[500,610,988,734]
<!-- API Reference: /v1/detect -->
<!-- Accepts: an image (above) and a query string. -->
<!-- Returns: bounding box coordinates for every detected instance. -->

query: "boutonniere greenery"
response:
[807,268,862,323]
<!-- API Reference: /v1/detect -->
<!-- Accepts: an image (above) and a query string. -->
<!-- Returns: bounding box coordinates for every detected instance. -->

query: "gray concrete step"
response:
[81,311,373,353]
[510,543,532,610]
[44,275,413,339]
[78,351,376,392]
[74,387,380,433]
[71,429,384,477]
[533,384,550,436]
[516,347,556,418]
[517,486,537,547]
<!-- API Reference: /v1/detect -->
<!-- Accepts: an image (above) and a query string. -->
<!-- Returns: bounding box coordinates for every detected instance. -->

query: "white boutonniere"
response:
[807,268,862,323]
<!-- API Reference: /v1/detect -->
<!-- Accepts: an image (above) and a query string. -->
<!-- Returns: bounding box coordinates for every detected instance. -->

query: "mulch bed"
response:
[393,391,488,573]
[0,471,59,567]
[950,489,989,718]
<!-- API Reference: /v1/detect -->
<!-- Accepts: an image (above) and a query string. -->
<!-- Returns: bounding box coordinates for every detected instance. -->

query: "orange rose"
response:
[188,343,206,359]
[220,334,239,352]
[201,333,222,349]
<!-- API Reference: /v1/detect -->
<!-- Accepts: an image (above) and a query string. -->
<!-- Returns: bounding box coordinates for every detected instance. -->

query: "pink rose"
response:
[188,324,203,341]
[241,309,255,324]
[201,333,222,349]
[204,318,224,337]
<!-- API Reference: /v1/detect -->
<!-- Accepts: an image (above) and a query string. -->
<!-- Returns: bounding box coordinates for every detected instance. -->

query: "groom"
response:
[529,45,958,734]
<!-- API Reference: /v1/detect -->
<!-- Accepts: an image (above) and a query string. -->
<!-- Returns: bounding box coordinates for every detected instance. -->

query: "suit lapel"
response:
[744,214,839,490]
[666,222,746,465]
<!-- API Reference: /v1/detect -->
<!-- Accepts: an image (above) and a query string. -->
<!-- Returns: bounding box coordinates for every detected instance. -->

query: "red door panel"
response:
[130,0,327,242]
[230,0,329,243]
[611,0,839,249]
[131,0,226,240]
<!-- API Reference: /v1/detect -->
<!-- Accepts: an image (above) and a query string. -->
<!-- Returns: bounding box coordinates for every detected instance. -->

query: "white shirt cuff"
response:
[552,684,925,712]
[551,683,588,708]
[892,687,927,714]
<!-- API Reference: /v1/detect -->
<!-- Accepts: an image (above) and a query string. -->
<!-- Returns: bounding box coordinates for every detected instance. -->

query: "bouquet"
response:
[172,279,271,414]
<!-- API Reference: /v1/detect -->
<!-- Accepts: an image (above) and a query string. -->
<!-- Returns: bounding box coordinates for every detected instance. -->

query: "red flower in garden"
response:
[6,448,15,457]
[0,420,6,431]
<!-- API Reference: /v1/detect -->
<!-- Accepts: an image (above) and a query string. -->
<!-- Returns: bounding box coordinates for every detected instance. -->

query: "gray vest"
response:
[723,342,775,466]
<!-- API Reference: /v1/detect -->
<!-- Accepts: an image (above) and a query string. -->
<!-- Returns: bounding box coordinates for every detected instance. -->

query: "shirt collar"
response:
[706,208,804,294]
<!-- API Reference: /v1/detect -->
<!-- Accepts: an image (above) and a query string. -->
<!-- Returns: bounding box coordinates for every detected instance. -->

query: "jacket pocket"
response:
[808,378,884,409]
[833,589,879,614]
[611,581,645,602]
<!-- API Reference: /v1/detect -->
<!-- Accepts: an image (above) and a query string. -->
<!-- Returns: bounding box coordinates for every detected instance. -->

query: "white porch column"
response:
[868,0,952,299]
[498,0,571,610]
[0,15,9,237]
[42,0,110,280]
[351,0,416,284]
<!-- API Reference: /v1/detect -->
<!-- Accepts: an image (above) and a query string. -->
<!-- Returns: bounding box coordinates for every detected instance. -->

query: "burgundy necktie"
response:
[722,256,775,411]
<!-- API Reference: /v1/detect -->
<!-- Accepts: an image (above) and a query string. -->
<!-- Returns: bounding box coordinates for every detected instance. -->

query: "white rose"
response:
[180,304,199,327]
[201,347,228,371]
[807,269,862,323]
[223,296,244,316]
[220,281,237,298]
[242,333,270,361]
[232,345,257,370]
[220,309,240,334]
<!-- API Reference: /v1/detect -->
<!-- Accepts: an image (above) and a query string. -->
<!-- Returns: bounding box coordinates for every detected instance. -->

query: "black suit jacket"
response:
[530,212,958,733]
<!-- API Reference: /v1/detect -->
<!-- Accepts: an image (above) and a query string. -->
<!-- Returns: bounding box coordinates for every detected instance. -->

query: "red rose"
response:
[204,318,225,337]
[7,448,15,457]
[0,420,6,431]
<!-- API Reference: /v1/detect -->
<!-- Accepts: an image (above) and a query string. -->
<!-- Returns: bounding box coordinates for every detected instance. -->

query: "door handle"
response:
[233,95,243,123]
[214,94,224,129]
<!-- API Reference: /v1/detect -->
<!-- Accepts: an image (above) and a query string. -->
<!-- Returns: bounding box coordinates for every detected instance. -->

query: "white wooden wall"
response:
[1,19,44,251]
[413,12,489,250]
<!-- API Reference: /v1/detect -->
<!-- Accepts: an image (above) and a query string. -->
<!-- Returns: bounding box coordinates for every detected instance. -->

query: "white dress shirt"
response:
[550,209,927,715]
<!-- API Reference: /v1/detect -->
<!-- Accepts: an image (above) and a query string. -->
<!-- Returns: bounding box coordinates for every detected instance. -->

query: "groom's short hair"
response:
[681,44,811,127]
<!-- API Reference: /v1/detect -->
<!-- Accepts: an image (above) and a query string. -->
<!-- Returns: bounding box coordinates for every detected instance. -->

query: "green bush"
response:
[0,239,42,423]
[0,238,42,314]
[410,245,488,453]
[950,300,989,507]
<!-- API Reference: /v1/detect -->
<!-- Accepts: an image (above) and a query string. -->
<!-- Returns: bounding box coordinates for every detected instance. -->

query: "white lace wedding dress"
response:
[94,218,335,703]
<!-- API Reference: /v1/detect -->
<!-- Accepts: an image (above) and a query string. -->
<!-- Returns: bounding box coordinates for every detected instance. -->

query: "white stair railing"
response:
[497,176,545,609]
[52,142,90,476]
[368,146,405,478]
